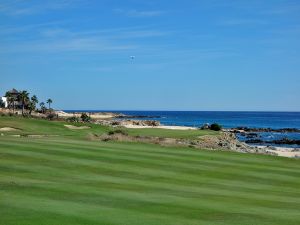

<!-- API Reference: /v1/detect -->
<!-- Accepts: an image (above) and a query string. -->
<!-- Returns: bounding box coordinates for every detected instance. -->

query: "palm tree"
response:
[46,99,53,110]
[28,101,35,115]
[40,102,45,113]
[18,90,29,116]
[29,95,38,114]
[31,95,38,105]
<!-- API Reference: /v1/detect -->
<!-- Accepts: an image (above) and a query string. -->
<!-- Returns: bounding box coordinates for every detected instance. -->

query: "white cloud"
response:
[114,9,165,17]
[0,36,137,54]
[0,17,172,55]
[0,0,83,16]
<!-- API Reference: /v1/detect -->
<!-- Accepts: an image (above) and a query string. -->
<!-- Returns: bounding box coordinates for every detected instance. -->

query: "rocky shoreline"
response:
[97,130,300,158]
[245,138,300,145]
[229,127,300,133]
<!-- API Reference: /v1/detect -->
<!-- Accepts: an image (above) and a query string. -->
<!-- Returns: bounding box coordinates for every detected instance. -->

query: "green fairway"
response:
[0,116,109,138]
[1,117,300,225]
[0,116,218,140]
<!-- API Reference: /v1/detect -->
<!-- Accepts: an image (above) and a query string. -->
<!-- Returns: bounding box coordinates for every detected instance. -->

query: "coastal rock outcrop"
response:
[98,130,275,156]
[230,127,300,133]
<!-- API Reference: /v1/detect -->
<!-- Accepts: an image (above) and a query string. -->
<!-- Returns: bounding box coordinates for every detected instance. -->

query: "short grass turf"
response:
[0,116,217,140]
[0,117,300,225]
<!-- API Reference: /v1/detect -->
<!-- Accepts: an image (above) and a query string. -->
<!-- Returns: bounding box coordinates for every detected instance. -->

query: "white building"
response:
[1,97,8,108]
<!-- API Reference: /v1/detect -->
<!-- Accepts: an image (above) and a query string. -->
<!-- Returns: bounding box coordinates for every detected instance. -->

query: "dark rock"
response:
[245,139,264,144]
[246,133,259,138]
[271,138,300,145]
[232,127,300,133]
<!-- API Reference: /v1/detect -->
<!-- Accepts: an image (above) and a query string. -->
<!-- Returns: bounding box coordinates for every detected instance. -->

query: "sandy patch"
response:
[64,125,90,130]
[256,146,300,158]
[0,127,19,131]
[123,125,197,130]
[90,115,116,119]
[56,111,117,119]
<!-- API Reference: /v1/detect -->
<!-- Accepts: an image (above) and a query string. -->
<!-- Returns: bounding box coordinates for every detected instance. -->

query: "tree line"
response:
[2,90,53,116]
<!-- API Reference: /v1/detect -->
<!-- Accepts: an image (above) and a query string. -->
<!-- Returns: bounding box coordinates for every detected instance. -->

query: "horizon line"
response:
[61,109,300,113]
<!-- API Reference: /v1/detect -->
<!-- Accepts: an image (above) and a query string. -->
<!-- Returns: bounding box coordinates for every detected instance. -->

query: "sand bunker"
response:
[0,127,19,131]
[64,125,91,130]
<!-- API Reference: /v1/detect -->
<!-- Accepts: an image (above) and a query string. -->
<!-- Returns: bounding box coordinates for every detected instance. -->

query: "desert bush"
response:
[108,129,128,136]
[22,114,30,118]
[81,113,91,122]
[66,116,80,123]
[199,123,210,130]
[210,123,222,131]
[111,121,121,126]
[47,113,57,120]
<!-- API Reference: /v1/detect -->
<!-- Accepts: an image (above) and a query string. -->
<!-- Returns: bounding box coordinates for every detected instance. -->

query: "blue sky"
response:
[0,0,299,111]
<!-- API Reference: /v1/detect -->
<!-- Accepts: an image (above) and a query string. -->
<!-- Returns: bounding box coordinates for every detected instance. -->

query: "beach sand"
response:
[123,124,197,130]
[256,146,300,158]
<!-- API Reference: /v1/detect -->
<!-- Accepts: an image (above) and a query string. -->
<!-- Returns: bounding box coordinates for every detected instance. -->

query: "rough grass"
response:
[126,127,218,139]
[0,117,300,225]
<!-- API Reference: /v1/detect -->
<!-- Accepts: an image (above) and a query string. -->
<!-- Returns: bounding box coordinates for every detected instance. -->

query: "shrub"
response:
[66,116,79,123]
[108,129,128,136]
[0,99,5,108]
[199,123,210,130]
[47,113,57,120]
[81,113,91,122]
[210,123,222,131]
[111,121,121,126]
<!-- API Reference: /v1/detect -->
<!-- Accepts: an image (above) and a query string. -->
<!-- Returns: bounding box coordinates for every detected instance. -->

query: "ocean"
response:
[65,111,300,129]
[64,111,300,147]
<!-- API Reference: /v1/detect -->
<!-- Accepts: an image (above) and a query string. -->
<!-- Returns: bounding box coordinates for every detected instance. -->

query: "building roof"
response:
[8,88,19,94]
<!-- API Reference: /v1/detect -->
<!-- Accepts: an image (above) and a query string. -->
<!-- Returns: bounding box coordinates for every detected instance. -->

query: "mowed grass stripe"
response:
[1,144,300,198]
[1,137,300,176]
[2,188,300,222]
[1,138,300,195]
[1,136,300,225]
[1,147,298,201]
[2,184,300,224]
[2,170,300,213]
[2,136,299,172]
[1,195,210,225]
[2,148,300,198]
[1,138,300,187]
[2,172,300,212]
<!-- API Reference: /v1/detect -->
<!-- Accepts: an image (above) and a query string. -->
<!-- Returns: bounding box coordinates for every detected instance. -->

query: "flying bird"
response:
[130,56,135,60]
